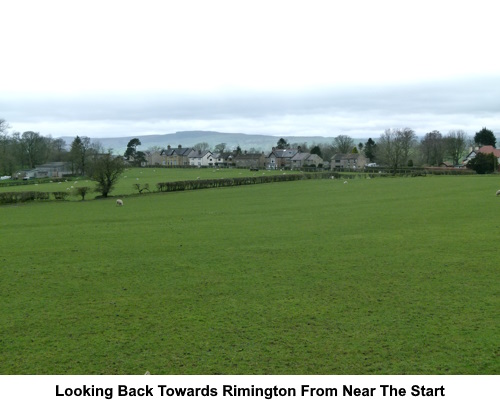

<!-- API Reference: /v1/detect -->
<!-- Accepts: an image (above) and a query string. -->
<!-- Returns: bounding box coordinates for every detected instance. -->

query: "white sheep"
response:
[344,181,348,184]
[496,190,500,196]
[116,199,123,206]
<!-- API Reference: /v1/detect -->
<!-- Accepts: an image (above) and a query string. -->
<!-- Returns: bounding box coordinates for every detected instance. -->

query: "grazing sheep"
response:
[496,190,500,196]
[116,199,123,206]
[344,181,348,184]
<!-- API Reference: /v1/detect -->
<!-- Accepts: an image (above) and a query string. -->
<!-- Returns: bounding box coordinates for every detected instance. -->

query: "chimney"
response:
[178,144,182,148]
[167,145,171,150]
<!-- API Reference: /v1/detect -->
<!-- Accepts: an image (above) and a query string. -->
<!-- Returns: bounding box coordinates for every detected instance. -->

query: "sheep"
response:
[496,190,500,196]
[344,181,348,184]
[116,199,123,206]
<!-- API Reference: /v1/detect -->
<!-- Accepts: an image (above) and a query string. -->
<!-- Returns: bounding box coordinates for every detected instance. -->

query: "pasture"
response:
[1,167,277,200]
[0,173,498,374]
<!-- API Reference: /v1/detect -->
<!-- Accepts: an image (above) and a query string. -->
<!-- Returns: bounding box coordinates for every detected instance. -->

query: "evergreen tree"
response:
[364,138,376,161]
[474,127,496,147]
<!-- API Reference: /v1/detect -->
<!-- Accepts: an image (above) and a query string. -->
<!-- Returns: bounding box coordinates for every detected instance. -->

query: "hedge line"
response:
[0,177,77,188]
[0,191,69,204]
[156,172,339,192]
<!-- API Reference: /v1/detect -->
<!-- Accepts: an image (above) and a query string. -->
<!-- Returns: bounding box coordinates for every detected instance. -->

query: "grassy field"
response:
[0,167,278,200]
[0,173,499,374]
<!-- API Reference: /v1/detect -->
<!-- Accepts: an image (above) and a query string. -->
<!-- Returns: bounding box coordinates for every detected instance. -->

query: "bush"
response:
[74,187,91,201]
[466,152,497,174]
[52,191,69,200]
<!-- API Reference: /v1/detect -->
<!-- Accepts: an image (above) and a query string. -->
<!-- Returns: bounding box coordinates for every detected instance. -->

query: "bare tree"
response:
[420,130,444,165]
[20,131,47,168]
[399,127,417,166]
[445,130,469,166]
[377,128,417,173]
[332,135,354,154]
[0,118,9,136]
[192,142,210,151]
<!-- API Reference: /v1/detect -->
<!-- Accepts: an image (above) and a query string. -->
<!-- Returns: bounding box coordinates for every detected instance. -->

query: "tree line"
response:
[1,117,497,178]
[274,127,496,173]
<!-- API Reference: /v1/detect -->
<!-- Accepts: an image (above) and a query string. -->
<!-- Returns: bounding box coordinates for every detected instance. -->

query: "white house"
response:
[188,150,213,167]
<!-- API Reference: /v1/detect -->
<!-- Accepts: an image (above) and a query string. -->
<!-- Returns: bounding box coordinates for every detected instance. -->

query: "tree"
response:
[310,145,322,158]
[466,152,497,174]
[474,127,496,147]
[0,118,9,136]
[70,136,92,175]
[377,128,417,173]
[74,187,91,201]
[124,138,146,166]
[0,120,17,175]
[90,153,125,198]
[214,143,227,153]
[399,127,417,166]
[332,135,354,154]
[47,137,67,162]
[420,130,444,166]
[124,138,141,159]
[290,142,308,152]
[20,131,47,168]
[276,138,290,149]
[445,130,468,166]
[364,138,376,161]
[192,142,210,151]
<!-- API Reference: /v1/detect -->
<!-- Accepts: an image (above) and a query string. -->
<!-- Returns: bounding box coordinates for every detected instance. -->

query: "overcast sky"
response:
[1,0,499,140]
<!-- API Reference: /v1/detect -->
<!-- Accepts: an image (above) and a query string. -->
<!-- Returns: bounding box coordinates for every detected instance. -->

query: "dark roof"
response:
[188,150,211,158]
[268,149,299,158]
[161,148,192,156]
[291,153,311,161]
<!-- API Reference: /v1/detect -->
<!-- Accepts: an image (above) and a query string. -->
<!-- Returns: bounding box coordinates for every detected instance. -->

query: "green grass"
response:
[0,167,279,200]
[0,175,499,374]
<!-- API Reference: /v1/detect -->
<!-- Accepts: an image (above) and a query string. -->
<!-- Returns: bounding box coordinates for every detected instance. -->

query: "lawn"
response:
[0,174,498,374]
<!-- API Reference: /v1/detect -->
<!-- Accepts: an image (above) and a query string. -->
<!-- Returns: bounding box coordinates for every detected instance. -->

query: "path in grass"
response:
[1,175,498,374]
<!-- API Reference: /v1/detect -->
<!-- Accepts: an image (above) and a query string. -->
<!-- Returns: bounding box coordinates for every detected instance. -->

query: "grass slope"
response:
[1,175,498,374]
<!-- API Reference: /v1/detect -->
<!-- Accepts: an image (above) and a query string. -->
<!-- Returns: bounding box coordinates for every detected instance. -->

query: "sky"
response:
[1,0,499,141]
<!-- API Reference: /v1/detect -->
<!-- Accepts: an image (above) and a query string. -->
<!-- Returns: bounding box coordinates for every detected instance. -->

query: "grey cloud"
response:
[2,75,499,138]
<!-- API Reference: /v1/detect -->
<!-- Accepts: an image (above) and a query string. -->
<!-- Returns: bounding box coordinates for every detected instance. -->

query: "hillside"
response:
[60,131,344,154]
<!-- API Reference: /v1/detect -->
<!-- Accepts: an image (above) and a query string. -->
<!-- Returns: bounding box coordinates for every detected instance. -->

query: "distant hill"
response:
[60,131,350,154]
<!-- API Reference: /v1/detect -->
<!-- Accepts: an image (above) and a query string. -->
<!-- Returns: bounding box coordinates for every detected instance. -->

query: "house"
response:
[188,150,213,167]
[145,150,163,166]
[14,162,72,180]
[463,146,500,170]
[160,145,194,167]
[331,153,369,170]
[212,152,235,167]
[305,154,323,167]
[290,153,324,169]
[266,148,299,169]
[233,152,266,169]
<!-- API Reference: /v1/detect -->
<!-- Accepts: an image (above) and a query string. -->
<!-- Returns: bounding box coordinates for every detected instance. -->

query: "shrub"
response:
[52,191,69,200]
